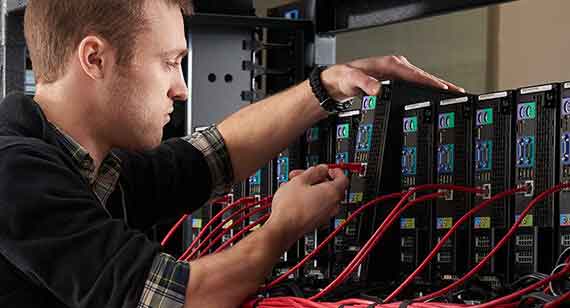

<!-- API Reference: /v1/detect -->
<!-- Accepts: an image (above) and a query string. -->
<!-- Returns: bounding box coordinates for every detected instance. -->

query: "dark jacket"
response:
[0,93,212,307]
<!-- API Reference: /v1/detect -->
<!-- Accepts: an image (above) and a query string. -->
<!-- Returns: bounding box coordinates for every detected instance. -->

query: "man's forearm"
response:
[218,80,328,181]
[184,224,293,308]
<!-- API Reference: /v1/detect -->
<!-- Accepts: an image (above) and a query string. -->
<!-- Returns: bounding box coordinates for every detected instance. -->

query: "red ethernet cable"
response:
[309,191,445,300]
[544,290,570,307]
[327,163,366,174]
[310,184,483,300]
[214,213,272,253]
[178,196,257,261]
[471,262,570,308]
[191,202,272,259]
[186,196,272,260]
[414,183,570,304]
[262,192,405,291]
[385,187,526,302]
[161,195,233,247]
[245,297,479,308]
[160,214,189,247]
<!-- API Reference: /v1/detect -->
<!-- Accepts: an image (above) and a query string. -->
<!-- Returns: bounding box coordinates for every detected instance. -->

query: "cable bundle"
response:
[160,170,570,307]
[250,183,570,307]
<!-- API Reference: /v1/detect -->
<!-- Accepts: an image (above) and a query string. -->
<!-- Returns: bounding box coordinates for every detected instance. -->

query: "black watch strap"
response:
[309,66,351,113]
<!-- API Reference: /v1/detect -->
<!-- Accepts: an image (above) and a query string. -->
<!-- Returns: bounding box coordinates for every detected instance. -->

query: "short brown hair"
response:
[24,0,192,83]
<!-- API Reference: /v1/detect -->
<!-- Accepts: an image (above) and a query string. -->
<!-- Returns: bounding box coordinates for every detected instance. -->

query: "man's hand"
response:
[184,165,348,308]
[264,165,348,247]
[321,55,465,102]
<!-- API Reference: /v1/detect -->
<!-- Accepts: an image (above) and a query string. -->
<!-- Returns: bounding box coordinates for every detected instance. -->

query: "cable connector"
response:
[437,189,454,201]
[328,163,366,174]
[517,180,534,197]
[212,195,232,205]
[227,193,235,204]
[476,184,492,200]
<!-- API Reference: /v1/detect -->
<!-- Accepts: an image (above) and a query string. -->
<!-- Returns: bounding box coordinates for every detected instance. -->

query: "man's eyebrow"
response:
[161,48,189,59]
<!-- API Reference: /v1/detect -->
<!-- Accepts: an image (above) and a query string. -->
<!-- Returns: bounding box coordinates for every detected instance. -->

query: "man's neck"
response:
[34,85,111,170]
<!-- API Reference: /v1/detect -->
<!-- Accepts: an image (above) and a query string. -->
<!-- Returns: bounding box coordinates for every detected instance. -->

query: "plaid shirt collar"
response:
[49,123,122,207]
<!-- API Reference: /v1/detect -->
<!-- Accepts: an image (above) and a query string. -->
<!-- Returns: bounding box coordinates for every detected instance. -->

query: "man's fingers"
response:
[383,58,449,90]
[327,168,349,192]
[289,170,304,180]
[347,69,381,96]
[399,57,465,93]
[348,56,460,92]
[298,164,330,185]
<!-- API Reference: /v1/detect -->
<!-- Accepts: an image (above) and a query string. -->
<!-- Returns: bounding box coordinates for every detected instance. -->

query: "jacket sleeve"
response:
[116,137,216,230]
[0,143,159,308]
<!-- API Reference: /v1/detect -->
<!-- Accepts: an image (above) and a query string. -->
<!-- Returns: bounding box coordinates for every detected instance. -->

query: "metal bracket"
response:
[314,34,336,66]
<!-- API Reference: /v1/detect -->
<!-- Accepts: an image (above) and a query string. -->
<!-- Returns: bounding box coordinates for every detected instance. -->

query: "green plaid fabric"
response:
[183,126,234,199]
[50,124,234,307]
[137,253,190,308]
[50,123,122,207]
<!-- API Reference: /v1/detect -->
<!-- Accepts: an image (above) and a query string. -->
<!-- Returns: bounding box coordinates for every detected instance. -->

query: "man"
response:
[0,0,464,307]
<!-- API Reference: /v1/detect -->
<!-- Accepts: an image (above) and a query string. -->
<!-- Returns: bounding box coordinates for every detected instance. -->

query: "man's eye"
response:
[166,61,180,70]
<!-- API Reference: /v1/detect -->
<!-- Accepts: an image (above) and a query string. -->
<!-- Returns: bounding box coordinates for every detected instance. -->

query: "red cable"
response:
[246,297,479,308]
[385,187,525,302]
[323,192,444,295]
[191,202,272,259]
[161,195,233,248]
[544,290,570,308]
[310,191,444,300]
[463,183,570,307]
[214,213,271,253]
[327,163,366,174]
[160,214,189,247]
[333,298,376,306]
[262,192,405,291]
[471,263,570,308]
[310,185,483,300]
[178,196,257,261]
[415,184,570,303]
[186,197,271,260]
[253,185,561,308]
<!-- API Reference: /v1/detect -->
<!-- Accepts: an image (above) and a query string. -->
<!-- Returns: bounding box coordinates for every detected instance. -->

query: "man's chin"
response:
[123,135,163,152]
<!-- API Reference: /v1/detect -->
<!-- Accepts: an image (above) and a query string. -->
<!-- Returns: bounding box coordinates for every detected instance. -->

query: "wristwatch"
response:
[309,66,353,113]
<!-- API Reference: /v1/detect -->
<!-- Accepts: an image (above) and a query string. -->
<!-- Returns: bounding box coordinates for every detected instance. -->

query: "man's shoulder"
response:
[0,135,68,165]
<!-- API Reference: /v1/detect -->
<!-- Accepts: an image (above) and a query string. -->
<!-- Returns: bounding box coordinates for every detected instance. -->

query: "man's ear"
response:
[76,35,112,80]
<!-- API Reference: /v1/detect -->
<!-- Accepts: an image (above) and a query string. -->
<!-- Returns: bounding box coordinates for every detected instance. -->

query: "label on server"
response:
[517,102,537,121]
[337,124,350,139]
[192,218,203,229]
[562,98,570,116]
[476,108,493,126]
[362,96,377,110]
[400,218,416,230]
[561,214,570,227]
[306,127,319,142]
[479,91,508,101]
[436,217,453,229]
[473,216,491,229]
[520,85,553,95]
[403,117,418,133]
[438,112,455,129]
[515,214,534,227]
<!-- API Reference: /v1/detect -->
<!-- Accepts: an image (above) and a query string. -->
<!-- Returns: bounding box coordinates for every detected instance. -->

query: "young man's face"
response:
[104,1,188,151]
